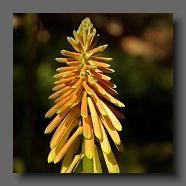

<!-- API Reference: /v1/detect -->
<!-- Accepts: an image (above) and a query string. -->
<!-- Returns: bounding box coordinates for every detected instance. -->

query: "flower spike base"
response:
[45,17,125,173]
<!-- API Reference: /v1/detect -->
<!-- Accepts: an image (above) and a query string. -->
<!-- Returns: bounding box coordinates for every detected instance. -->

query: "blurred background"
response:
[13,13,173,173]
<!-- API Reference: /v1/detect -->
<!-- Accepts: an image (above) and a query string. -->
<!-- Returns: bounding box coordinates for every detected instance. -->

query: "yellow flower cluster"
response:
[45,17,125,173]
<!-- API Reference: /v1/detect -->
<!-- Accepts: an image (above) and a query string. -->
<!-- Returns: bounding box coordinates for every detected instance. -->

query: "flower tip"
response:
[47,159,53,163]
[121,103,125,107]
[50,142,55,149]
[115,102,125,108]
[67,37,73,44]
[47,157,54,163]
[55,58,69,63]
[77,126,83,134]
[84,17,90,21]
[55,58,60,62]
[48,95,53,99]
[56,68,61,72]
[80,153,85,159]
[117,125,122,132]
[45,113,50,118]
[53,159,59,164]
[96,133,102,140]
[102,44,108,50]
[113,84,117,88]
[102,144,111,154]
[44,128,50,134]
[47,148,57,163]
[60,50,66,55]
[101,111,107,116]
[52,75,57,79]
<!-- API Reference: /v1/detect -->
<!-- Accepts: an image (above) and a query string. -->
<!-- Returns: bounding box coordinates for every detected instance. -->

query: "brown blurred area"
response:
[121,23,173,60]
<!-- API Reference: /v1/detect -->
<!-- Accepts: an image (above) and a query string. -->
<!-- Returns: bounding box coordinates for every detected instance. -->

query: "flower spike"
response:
[45,17,125,173]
